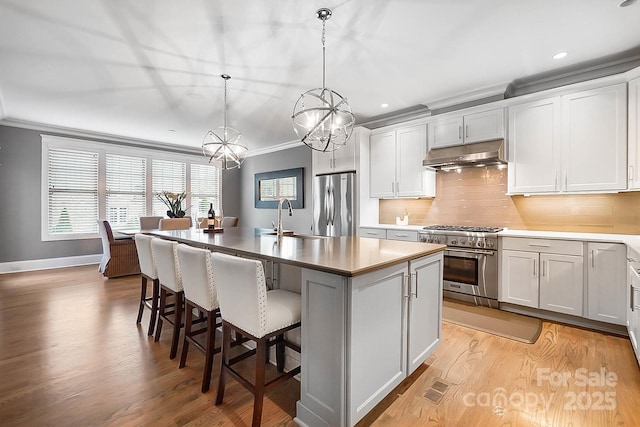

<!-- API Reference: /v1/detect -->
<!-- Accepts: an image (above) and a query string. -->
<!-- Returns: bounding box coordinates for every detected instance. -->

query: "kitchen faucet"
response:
[276,197,293,238]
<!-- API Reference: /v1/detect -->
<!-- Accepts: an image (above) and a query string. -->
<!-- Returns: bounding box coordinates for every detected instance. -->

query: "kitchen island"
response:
[150,228,446,427]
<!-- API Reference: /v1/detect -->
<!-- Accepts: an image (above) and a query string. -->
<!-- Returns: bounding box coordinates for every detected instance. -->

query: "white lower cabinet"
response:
[500,238,583,316]
[298,251,443,427]
[587,242,626,325]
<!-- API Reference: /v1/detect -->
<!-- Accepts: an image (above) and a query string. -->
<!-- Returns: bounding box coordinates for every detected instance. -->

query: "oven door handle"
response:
[445,248,496,256]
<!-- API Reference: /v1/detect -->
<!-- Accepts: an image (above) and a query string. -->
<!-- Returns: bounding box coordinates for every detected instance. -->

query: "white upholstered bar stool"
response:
[151,238,184,359]
[176,244,222,393]
[211,252,301,427]
[134,234,159,336]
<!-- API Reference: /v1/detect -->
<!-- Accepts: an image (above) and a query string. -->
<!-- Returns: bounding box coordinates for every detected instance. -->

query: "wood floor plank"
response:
[1,265,639,426]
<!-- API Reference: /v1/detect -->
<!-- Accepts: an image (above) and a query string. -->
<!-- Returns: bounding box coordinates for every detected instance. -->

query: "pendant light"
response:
[202,74,248,169]
[292,8,355,152]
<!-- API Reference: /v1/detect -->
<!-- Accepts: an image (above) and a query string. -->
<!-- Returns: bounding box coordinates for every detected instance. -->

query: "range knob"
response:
[434,237,441,244]
[459,239,467,246]
[476,240,485,248]
[450,239,458,245]
[486,240,494,248]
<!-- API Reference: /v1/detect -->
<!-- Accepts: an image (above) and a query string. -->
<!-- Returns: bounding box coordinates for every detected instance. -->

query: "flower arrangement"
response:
[155,191,188,218]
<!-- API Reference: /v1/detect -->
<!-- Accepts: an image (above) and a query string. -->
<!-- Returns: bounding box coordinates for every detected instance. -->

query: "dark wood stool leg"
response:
[276,333,285,372]
[252,338,267,427]
[147,278,159,336]
[179,302,193,369]
[202,310,216,393]
[136,276,147,324]
[154,287,167,342]
[169,291,183,360]
[215,324,232,405]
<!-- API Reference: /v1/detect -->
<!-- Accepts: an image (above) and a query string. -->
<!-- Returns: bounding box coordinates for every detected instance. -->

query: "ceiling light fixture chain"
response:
[291,7,355,153]
[202,74,248,170]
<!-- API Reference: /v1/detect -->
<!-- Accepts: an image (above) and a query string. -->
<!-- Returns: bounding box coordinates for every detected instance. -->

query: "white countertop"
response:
[361,224,640,253]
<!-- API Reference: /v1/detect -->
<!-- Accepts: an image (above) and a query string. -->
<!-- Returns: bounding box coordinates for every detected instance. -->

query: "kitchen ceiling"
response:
[0,0,639,153]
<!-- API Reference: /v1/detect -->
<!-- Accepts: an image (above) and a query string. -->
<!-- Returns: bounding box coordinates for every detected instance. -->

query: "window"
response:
[254,168,304,209]
[152,159,186,217]
[46,147,99,236]
[41,135,221,241]
[106,154,146,231]
[191,163,221,220]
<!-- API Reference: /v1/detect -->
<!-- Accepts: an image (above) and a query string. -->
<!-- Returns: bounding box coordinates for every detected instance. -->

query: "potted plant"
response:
[155,191,188,218]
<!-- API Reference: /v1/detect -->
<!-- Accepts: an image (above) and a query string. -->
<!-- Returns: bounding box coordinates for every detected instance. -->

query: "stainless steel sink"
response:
[262,231,324,240]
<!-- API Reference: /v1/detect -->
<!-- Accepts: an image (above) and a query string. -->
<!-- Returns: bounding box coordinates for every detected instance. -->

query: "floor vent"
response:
[423,380,450,404]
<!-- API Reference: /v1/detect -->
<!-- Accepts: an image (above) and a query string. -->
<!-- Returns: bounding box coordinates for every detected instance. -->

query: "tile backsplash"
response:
[379,166,640,234]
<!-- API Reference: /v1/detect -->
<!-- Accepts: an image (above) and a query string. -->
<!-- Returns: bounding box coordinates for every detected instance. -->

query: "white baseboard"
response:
[0,254,102,274]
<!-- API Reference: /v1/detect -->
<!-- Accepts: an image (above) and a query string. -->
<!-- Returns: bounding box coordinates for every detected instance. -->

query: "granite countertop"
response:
[150,228,446,277]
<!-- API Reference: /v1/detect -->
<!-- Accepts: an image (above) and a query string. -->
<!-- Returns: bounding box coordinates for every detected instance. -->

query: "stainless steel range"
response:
[419,225,503,308]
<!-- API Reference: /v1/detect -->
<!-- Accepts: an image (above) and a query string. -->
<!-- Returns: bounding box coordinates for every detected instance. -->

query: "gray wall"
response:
[0,124,247,263]
[0,125,102,262]
[238,145,313,234]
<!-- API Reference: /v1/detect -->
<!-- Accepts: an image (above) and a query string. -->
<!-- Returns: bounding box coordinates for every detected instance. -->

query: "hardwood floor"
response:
[1,265,639,426]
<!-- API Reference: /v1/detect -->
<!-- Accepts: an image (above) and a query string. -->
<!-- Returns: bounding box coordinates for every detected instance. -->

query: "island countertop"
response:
[150,227,446,277]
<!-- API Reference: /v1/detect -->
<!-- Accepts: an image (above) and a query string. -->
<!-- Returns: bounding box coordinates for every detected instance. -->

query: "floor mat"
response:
[442,299,542,344]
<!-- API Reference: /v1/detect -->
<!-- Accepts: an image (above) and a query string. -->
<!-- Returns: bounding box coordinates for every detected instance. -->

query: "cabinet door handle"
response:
[565,171,568,189]
[554,170,558,190]
[591,250,595,268]
[396,182,400,194]
[630,166,634,183]
[631,285,635,311]
[533,259,537,277]
[458,126,462,140]
[404,274,410,299]
[465,125,469,138]
[412,272,418,299]
[391,182,395,194]
[366,231,378,235]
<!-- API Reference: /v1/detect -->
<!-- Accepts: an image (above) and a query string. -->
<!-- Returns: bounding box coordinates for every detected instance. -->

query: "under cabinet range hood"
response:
[422,139,506,169]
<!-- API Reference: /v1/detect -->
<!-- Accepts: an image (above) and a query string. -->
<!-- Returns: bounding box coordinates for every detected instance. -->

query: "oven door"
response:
[443,248,498,299]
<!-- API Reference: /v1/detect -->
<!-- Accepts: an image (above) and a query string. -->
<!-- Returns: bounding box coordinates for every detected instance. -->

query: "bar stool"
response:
[211,252,301,427]
[134,234,159,336]
[151,238,183,359]
[176,244,222,393]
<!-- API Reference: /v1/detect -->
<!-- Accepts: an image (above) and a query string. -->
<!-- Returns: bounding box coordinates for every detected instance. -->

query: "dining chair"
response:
[220,216,239,227]
[97,220,140,278]
[176,244,222,393]
[151,238,184,359]
[211,252,301,427]
[159,217,191,230]
[139,216,163,230]
[134,233,160,336]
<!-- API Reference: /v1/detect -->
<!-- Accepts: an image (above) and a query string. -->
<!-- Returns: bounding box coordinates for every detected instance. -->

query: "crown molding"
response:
[246,139,304,157]
[0,117,202,155]
[508,47,640,97]
[424,82,510,111]
[358,105,432,130]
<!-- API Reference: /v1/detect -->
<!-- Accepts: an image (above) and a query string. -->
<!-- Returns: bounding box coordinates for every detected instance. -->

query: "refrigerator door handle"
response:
[324,186,330,226]
[330,186,336,225]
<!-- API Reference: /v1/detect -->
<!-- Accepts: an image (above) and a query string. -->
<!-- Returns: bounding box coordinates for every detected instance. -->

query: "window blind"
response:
[47,148,99,235]
[152,159,186,216]
[106,154,146,231]
[191,163,220,219]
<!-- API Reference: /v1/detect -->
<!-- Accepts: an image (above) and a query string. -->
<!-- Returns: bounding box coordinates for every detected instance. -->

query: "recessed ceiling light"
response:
[553,52,568,60]
[619,0,637,7]
[168,129,176,133]
[381,103,389,108]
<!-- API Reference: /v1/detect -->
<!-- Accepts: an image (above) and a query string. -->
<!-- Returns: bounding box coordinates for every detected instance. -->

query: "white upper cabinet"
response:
[508,97,561,193]
[628,77,640,189]
[429,108,504,148]
[562,84,627,192]
[312,128,361,175]
[370,124,435,198]
[508,82,627,194]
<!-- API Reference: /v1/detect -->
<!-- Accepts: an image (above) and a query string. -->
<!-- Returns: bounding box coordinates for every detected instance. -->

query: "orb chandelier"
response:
[292,8,355,152]
[202,74,248,169]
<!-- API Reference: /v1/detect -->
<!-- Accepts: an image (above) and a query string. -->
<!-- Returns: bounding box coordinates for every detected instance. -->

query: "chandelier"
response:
[292,8,355,152]
[202,74,248,169]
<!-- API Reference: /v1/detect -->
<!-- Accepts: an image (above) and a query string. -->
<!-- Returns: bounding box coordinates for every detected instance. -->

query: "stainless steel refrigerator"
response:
[313,172,356,237]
